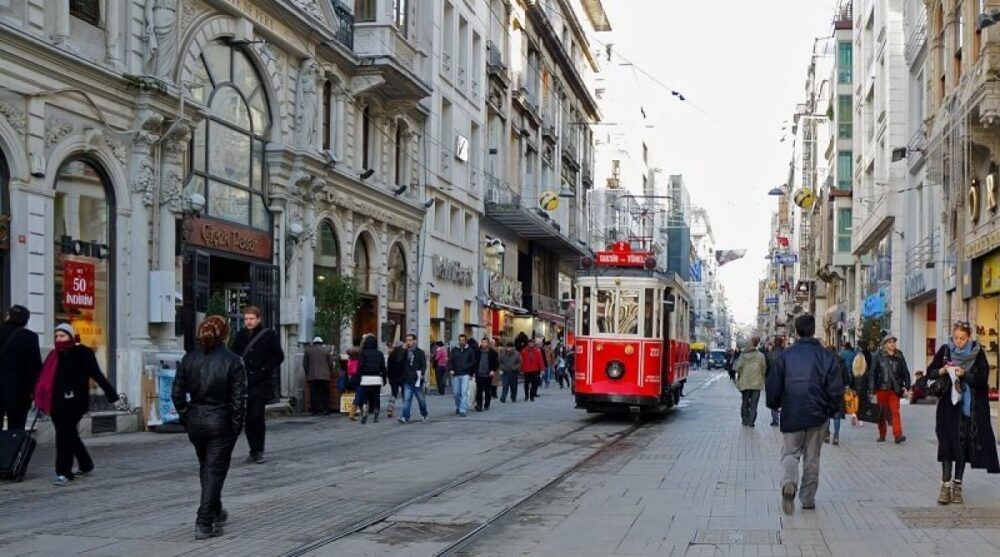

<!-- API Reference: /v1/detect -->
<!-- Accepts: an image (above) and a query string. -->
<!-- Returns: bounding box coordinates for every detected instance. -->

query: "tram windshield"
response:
[578,285,661,338]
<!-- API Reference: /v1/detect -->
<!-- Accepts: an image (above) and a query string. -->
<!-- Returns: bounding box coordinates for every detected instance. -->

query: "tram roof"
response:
[575,267,689,294]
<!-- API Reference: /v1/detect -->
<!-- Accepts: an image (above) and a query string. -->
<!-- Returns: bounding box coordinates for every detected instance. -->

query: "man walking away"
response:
[0,305,42,431]
[736,337,767,427]
[386,341,406,417]
[172,316,247,540]
[303,337,333,415]
[449,334,477,416]
[867,333,911,443]
[766,315,843,515]
[838,342,856,372]
[230,306,284,464]
[765,337,785,427]
[399,334,428,423]
[433,341,448,395]
[499,341,522,402]
[520,339,545,401]
[475,338,498,411]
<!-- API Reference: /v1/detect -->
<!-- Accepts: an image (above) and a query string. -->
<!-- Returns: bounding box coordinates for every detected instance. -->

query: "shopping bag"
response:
[843,388,859,415]
[857,399,883,423]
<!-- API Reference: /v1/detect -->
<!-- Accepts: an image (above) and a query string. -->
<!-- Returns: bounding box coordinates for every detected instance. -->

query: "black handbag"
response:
[857,399,883,423]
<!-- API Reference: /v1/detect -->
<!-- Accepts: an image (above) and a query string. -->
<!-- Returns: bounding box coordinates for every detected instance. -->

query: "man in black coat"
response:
[230,306,284,464]
[399,333,428,423]
[766,315,843,515]
[0,305,42,431]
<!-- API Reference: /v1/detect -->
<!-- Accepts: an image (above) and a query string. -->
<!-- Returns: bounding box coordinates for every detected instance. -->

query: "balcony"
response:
[330,1,354,50]
[906,229,939,274]
[352,20,431,102]
[524,293,563,316]
[484,177,588,258]
[486,41,510,88]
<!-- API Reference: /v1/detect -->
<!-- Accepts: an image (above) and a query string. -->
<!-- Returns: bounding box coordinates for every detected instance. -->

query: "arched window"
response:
[314,221,340,288]
[387,243,407,334]
[188,40,271,230]
[354,237,371,294]
[54,159,115,379]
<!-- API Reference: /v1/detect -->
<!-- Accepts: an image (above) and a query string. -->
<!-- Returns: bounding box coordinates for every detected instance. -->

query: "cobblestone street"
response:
[3,370,1000,556]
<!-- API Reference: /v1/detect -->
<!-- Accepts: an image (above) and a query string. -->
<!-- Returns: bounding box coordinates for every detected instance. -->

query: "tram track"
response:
[280,371,722,557]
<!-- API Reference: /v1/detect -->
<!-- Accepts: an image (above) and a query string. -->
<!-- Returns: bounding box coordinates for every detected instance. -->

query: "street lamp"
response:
[768,186,786,196]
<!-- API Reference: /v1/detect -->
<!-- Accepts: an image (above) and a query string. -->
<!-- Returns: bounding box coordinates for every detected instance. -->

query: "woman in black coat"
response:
[358,335,387,423]
[926,320,999,506]
[34,323,118,486]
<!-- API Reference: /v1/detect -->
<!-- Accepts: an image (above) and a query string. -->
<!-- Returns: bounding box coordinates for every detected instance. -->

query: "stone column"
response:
[105,0,122,70]
[126,112,162,349]
[155,124,190,348]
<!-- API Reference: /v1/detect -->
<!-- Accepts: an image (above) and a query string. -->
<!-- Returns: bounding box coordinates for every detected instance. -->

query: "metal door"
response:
[180,250,211,351]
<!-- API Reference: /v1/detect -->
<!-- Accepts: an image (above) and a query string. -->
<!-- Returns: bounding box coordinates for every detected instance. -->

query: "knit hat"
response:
[312,336,324,344]
[883,332,898,343]
[54,323,77,338]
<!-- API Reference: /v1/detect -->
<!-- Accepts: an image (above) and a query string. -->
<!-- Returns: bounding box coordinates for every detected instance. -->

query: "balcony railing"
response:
[525,293,562,315]
[906,229,939,273]
[331,1,354,50]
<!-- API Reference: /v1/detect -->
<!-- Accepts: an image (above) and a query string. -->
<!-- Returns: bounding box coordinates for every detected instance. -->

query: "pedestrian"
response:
[849,348,869,428]
[520,338,545,401]
[826,344,851,445]
[735,336,766,427]
[386,340,406,417]
[34,323,118,486]
[398,333,428,424]
[514,331,530,352]
[764,338,785,427]
[230,306,284,464]
[838,342,856,371]
[448,334,477,417]
[357,334,386,423]
[475,337,498,411]
[498,341,521,402]
[867,333,911,443]
[303,337,333,415]
[171,315,247,539]
[345,348,361,421]
[542,340,556,388]
[926,321,999,505]
[726,348,737,382]
[433,341,449,395]
[0,305,42,431]
[555,346,570,388]
[765,315,843,515]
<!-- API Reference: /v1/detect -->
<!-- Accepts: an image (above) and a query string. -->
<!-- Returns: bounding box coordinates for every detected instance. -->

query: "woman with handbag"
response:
[357,335,387,423]
[926,321,999,505]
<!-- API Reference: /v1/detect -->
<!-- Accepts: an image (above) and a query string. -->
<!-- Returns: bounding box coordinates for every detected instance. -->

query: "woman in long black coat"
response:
[926,320,999,506]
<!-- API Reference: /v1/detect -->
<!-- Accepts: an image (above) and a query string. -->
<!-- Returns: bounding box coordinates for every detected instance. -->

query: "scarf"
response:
[34,340,76,415]
[947,340,980,414]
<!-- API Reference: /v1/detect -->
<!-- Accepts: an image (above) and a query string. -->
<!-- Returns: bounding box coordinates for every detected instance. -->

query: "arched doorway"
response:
[386,243,407,342]
[352,233,377,346]
[53,158,116,384]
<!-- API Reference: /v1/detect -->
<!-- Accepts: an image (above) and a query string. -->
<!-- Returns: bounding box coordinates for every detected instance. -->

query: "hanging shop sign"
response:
[184,216,273,260]
[433,255,474,286]
[764,296,779,306]
[904,270,929,301]
[982,251,1000,295]
[862,288,887,318]
[774,253,798,266]
[486,270,524,309]
[63,260,96,309]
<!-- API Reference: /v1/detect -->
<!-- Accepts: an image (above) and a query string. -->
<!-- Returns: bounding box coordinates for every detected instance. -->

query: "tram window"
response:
[643,288,655,338]
[580,286,591,336]
[596,288,613,333]
[618,289,640,335]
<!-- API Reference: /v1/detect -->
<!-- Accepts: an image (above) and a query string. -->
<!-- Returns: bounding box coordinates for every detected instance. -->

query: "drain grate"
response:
[895,507,1000,529]
[692,529,781,545]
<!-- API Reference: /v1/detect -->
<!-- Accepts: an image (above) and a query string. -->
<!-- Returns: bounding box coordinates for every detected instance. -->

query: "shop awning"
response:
[690,342,707,351]
[486,300,530,314]
[535,311,568,324]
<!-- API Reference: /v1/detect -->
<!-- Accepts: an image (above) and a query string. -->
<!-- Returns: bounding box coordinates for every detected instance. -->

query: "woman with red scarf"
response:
[34,323,118,486]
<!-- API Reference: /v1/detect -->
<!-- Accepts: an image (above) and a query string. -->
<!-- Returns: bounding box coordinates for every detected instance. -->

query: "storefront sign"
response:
[60,235,109,260]
[966,227,1000,260]
[185,217,273,260]
[774,253,798,266]
[432,256,474,286]
[862,288,887,318]
[905,270,928,301]
[764,296,779,306]
[983,251,1000,295]
[63,261,96,309]
[487,270,524,308]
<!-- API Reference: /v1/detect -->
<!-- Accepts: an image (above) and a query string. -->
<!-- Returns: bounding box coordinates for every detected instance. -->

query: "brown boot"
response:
[348,404,357,421]
[938,482,952,505]
[951,481,964,504]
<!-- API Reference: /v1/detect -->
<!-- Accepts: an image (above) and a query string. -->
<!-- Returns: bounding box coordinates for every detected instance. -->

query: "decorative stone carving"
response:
[0,102,27,136]
[180,0,210,31]
[132,157,155,206]
[105,137,128,165]
[46,119,73,146]
[291,0,324,21]
[294,58,320,147]
[432,255,475,286]
[145,0,178,79]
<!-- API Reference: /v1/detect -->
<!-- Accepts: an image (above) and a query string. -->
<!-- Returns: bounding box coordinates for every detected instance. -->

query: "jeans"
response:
[53,413,91,478]
[245,382,269,455]
[500,372,519,401]
[452,374,471,413]
[523,372,541,401]
[401,383,427,421]
[435,366,447,395]
[740,389,761,426]
[475,376,492,410]
[781,420,827,505]
[543,366,553,387]
[188,433,236,527]
[875,389,903,439]
[308,380,330,414]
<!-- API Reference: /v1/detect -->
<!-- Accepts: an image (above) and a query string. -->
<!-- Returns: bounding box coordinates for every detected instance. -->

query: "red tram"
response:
[573,243,691,417]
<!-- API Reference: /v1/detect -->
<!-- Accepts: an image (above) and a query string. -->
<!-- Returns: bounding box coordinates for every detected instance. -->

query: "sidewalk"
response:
[464,371,1000,557]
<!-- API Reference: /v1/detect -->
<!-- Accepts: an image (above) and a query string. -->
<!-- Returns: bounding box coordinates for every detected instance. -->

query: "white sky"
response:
[600,0,840,324]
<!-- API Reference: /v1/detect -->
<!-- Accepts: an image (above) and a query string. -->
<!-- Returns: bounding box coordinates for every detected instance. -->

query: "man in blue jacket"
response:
[766,314,844,515]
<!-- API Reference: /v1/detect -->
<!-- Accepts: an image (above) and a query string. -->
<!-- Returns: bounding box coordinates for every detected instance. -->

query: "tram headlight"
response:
[605,360,625,379]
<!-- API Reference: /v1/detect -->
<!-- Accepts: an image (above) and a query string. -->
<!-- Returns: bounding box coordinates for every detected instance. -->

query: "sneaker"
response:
[254,453,266,464]
[52,475,72,487]
[422,415,428,422]
[500,398,506,403]
[195,524,224,540]
[361,413,368,424]
[781,483,797,515]
[894,435,906,444]
[801,501,816,510]
[398,417,408,424]
[74,468,92,478]
[245,453,257,464]
[832,434,839,446]
[460,412,467,417]
[876,436,886,442]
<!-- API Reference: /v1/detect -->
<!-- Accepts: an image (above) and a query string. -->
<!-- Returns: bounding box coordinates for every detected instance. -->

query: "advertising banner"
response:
[63,260,96,309]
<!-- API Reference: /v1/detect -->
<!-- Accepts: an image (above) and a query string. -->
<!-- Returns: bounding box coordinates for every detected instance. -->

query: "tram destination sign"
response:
[595,250,651,267]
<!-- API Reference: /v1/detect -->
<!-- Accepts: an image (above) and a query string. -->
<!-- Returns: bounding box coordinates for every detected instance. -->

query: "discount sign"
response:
[64,260,95,309]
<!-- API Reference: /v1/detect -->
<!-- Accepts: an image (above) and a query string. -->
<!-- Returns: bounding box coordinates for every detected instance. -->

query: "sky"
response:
[599,0,840,324]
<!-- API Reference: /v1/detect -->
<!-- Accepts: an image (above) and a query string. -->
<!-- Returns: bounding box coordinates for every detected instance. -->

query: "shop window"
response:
[54,159,114,380]
[314,221,340,289]
[188,41,270,230]
[70,0,101,26]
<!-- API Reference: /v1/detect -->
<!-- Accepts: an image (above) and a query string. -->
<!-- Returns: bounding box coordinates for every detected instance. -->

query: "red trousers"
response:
[876,389,903,439]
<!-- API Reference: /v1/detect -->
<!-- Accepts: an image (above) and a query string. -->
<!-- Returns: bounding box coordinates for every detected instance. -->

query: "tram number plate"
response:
[649,348,660,357]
